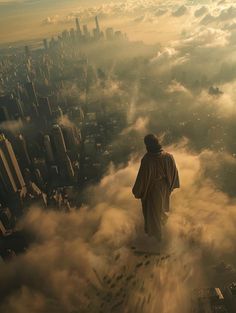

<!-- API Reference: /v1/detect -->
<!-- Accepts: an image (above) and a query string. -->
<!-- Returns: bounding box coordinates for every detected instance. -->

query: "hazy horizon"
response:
[0,0,221,46]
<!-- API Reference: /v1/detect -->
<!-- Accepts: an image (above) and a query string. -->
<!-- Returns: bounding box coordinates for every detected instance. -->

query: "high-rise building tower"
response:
[25,81,39,118]
[25,81,38,107]
[0,148,17,195]
[25,45,30,59]
[95,16,100,34]
[93,28,99,39]
[44,135,55,164]
[64,154,75,180]
[0,107,9,122]
[75,18,82,37]
[43,39,48,50]
[106,28,114,41]
[70,28,76,41]
[83,25,90,40]
[0,95,24,119]
[16,134,31,170]
[38,97,52,118]
[52,125,67,159]
[51,125,75,180]
[0,134,25,191]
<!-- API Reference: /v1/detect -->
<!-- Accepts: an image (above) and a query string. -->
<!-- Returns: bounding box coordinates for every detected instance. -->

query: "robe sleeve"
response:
[164,154,180,193]
[132,157,151,199]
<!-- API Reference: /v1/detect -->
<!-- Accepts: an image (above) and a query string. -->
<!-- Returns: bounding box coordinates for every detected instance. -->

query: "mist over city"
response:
[1,1,236,312]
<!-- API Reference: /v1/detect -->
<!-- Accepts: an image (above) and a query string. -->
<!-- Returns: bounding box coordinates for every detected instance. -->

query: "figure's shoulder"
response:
[161,151,174,161]
[141,153,154,166]
[141,153,149,162]
[162,151,172,157]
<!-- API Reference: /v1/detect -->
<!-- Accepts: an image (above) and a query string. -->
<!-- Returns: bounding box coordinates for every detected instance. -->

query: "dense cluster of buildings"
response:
[0,16,127,257]
[43,16,127,51]
[0,80,82,235]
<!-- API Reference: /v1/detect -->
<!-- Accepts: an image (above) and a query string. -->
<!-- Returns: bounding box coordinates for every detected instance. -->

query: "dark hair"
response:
[144,134,162,153]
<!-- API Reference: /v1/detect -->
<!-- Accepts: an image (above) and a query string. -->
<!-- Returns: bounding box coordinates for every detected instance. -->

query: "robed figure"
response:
[132,134,180,241]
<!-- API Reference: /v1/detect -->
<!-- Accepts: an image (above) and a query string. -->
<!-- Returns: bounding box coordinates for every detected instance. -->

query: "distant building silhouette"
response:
[52,125,75,180]
[44,135,55,164]
[24,45,30,59]
[83,25,90,39]
[25,81,39,117]
[0,107,9,122]
[43,38,48,50]
[0,146,18,194]
[38,97,52,118]
[16,134,31,170]
[0,134,25,191]
[106,28,114,40]
[0,95,24,120]
[0,134,26,211]
[75,18,82,37]
[95,16,100,34]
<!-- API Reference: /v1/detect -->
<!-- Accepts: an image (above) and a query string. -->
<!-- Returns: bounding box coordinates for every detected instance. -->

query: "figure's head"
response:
[144,134,162,153]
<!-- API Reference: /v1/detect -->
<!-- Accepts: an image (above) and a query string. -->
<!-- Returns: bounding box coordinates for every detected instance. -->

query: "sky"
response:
[0,0,219,45]
[1,0,236,46]
[0,0,103,45]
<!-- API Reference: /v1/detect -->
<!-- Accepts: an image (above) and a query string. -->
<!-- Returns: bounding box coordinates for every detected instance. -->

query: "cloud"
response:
[154,8,168,17]
[217,6,236,21]
[121,116,149,135]
[200,13,216,25]
[1,144,236,312]
[41,15,59,25]
[179,27,229,48]
[150,47,178,64]
[57,114,75,129]
[194,6,208,18]
[200,5,236,25]
[0,120,24,133]
[172,5,188,17]
[167,80,191,95]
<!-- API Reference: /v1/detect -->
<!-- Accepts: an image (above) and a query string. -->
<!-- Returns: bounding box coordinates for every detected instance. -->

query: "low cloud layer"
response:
[0,143,236,313]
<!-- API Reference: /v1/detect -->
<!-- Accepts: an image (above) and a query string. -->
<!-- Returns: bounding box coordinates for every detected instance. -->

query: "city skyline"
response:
[1,0,230,46]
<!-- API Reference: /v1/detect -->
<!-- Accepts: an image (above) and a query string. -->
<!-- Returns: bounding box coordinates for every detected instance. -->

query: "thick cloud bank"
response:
[0,144,236,313]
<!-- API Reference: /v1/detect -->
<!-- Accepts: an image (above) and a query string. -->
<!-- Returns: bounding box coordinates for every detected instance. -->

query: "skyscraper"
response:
[70,28,76,41]
[0,107,9,122]
[106,28,114,41]
[83,25,90,40]
[64,154,75,180]
[0,95,24,119]
[0,148,17,195]
[16,134,31,170]
[75,18,82,37]
[38,97,52,118]
[52,124,67,159]
[25,81,39,118]
[93,28,100,40]
[25,45,30,59]
[25,81,38,107]
[51,125,75,180]
[0,133,27,211]
[43,135,55,164]
[43,38,48,50]
[0,134,25,191]
[95,16,100,34]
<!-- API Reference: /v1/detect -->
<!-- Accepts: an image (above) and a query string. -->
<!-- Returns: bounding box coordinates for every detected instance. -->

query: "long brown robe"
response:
[132,150,180,240]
